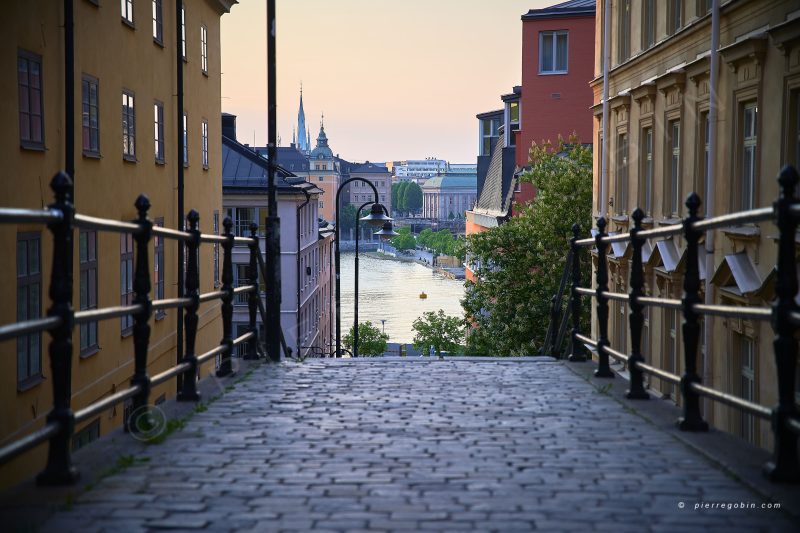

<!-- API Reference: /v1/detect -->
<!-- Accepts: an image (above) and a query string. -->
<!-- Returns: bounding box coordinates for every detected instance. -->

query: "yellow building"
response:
[591,0,800,449]
[308,121,341,223]
[0,0,235,489]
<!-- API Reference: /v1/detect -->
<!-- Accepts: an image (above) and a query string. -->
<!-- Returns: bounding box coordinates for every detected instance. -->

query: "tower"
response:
[297,84,308,152]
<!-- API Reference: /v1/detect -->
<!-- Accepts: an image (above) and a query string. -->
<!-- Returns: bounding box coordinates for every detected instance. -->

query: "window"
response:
[81,75,99,155]
[539,31,568,74]
[481,117,500,156]
[668,0,682,35]
[231,207,255,237]
[618,0,631,63]
[641,127,653,215]
[642,0,656,50]
[120,233,134,334]
[213,211,220,288]
[737,334,756,444]
[182,112,188,166]
[319,200,324,208]
[154,101,164,162]
[18,50,44,148]
[200,25,208,73]
[17,233,41,387]
[154,218,165,309]
[668,120,681,215]
[121,0,134,25]
[181,6,186,60]
[697,0,712,16]
[319,176,324,182]
[80,230,98,355]
[740,103,758,210]
[615,132,628,214]
[235,264,250,304]
[201,119,208,168]
[122,91,136,159]
[508,102,520,146]
[152,0,163,43]
[664,306,678,399]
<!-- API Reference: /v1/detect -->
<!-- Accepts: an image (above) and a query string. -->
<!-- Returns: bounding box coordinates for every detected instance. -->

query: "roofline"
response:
[476,109,504,119]
[522,4,595,21]
[223,134,294,177]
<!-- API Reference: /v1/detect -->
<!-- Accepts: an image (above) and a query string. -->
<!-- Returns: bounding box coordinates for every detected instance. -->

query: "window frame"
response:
[81,74,100,156]
[154,217,165,319]
[666,119,681,216]
[538,30,569,75]
[668,0,682,36]
[79,229,99,357]
[642,0,656,50]
[121,0,135,27]
[615,130,629,215]
[617,0,631,64]
[200,25,208,74]
[640,125,654,216]
[154,100,165,163]
[18,49,45,150]
[122,90,136,161]
[181,6,187,61]
[201,118,209,169]
[182,111,188,167]
[120,233,134,335]
[17,232,42,390]
[152,0,163,45]
[738,101,758,212]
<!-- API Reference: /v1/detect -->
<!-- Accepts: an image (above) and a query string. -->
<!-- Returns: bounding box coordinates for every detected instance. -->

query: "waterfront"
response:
[338,252,465,344]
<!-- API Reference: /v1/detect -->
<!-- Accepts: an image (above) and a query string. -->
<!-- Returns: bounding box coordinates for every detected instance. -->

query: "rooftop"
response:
[522,0,595,20]
[422,174,478,190]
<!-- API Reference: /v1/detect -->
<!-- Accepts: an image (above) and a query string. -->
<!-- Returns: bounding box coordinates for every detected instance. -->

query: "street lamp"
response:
[335,177,391,358]
[353,206,397,358]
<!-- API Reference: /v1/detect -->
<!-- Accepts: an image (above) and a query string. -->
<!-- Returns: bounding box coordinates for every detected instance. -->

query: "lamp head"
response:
[374,220,399,240]
[359,203,392,227]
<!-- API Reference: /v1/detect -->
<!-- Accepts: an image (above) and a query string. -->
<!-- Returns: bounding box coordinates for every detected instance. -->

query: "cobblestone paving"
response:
[42,360,795,532]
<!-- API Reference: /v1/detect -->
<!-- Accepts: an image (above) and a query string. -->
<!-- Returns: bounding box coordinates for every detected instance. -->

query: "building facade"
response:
[592,0,800,449]
[0,0,234,489]
[422,174,478,220]
[348,162,392,214]
[394,159,448,181]
[308,120,339,223]
[221,116,329,360]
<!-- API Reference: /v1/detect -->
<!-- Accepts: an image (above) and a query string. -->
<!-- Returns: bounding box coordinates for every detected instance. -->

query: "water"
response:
[338,252,465,344]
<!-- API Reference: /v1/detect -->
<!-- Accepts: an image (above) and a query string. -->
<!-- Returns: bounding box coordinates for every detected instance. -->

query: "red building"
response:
[514,0,596,207]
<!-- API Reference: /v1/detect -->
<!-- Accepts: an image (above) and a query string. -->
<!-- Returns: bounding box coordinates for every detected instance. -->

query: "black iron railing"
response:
[560,165,800,483]
[0,172,285,485]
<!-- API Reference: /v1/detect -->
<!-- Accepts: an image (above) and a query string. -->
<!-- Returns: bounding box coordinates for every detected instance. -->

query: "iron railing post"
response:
[177,210,201,401]
[217,217,234,376]
[679,193,709,431]
[764,165,800,482]
[130,195,153,430]
[594,217,613,377]
[627,208,649,399]
[568,223,586,362]
[244,222,261,360]
[37,172,78,485]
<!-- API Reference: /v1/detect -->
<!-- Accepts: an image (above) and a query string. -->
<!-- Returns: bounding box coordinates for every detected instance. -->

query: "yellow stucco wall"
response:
[0,0,231,489]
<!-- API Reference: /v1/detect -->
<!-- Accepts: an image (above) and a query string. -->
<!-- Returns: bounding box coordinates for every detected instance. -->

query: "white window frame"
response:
[539,30,568,75]
[740,102,758,211]
[121,0,134,25]
[200,25,208,73]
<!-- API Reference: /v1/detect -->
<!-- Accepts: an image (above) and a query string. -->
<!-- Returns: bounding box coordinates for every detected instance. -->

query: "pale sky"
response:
[221,0,552,163]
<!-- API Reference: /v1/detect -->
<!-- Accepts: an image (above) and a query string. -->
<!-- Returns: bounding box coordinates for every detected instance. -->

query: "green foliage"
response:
[390,227,416,251]
[417,228,434,248]
[412,310,465,358]
[343,321,389,356]
[391,182,400,210]
[404,182,423,214]
[395,181,410,213]
[339,203,359,234]
[463,135,593,356]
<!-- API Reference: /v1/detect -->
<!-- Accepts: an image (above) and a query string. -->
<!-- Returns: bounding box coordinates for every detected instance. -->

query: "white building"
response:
[395,158,448,180]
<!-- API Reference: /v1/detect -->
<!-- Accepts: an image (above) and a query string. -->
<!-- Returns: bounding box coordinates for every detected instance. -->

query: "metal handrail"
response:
[0,316,63,342]
[0,207,63,224]
[74,213,141,234]
[151,225,192,241]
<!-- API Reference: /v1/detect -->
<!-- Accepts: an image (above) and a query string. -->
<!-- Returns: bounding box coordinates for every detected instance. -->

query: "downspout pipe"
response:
[64,0,74,200]
[176,0,185,387]
[703,0,720,399]
[296,188,310,359]
[600,0,610,218]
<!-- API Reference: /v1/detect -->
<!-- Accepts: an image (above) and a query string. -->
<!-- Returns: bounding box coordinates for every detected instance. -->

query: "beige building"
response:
[592,0,800,449]
[308,122,340,223]
[349,162,392,214]
[0,0,234,489]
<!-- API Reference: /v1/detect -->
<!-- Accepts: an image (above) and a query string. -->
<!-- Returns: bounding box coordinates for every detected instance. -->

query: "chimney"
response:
[221,113,236,141]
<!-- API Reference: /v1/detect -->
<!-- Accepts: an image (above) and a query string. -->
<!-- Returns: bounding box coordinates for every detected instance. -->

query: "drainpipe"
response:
[64,0,74,200]
[175,0,185,389]
[703,0,720,411]
[600,0,610,218]
[296,188,310,358]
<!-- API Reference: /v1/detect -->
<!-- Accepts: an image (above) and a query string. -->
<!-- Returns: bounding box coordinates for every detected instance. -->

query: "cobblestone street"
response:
[38,359,796,532]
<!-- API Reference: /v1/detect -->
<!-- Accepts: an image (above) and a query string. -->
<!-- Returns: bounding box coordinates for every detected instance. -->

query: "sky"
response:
[220,0,553,164]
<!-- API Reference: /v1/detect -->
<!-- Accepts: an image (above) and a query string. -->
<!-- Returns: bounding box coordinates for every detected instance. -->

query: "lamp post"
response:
[334,177,391,357]
[353,204,397,358]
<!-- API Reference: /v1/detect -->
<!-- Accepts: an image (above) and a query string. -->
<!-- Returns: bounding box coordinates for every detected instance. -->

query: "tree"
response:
[462,135,592,356]
[412,310,465,358]
[396,181,410,214]
[417,228,434,249]
[404,182,423,214]
[338,203,359,236]
[390,227,416,251]
[344,321,389,356]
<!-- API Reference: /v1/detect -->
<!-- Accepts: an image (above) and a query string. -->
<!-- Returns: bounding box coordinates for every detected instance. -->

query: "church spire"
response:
[297,83,308,152]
